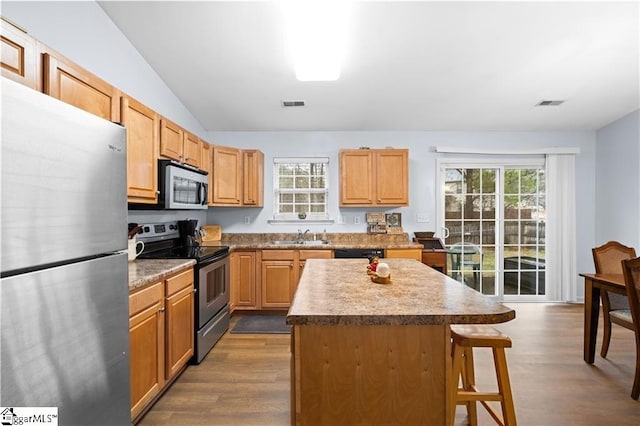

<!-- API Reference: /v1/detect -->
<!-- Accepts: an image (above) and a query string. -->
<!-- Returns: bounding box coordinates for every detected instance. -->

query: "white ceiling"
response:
[99,1,639,132]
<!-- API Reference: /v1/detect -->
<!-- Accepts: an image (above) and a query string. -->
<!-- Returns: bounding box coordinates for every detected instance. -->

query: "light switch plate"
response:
[416,213,430,223]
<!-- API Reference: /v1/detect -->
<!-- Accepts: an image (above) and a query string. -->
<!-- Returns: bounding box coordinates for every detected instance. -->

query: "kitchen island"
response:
[287,258,515,426]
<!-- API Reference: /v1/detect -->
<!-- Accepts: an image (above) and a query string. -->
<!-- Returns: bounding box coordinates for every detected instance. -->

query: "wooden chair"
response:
[592,241,636,358]
[450,325,516,426]
[621,256,640,400]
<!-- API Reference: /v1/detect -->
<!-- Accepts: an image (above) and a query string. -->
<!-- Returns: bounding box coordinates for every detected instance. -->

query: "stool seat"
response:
[451,324,513,348]
[450,325,517,426]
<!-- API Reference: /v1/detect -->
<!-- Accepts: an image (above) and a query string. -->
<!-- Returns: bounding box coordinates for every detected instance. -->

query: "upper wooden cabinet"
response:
[183,131,202,169]
[339,148,409,207]
[43,52,119,121]
[212,145,242,205]
[201,143,213,206]
[211,145,264,207]
[122,95,159,204]
[159,119,202,169]
[159,117,184,162]
[242,150,264,206]
[1,18,38,89]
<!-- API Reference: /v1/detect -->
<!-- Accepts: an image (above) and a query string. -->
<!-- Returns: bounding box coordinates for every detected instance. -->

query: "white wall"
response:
[1,1,207,137]
[595,109,640,249]
[207,130,598,297]
[3,0,607,300]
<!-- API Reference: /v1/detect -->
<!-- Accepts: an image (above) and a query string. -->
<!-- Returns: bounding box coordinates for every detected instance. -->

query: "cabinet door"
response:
[385,248,422,261]
[232,251,257,309]
[242,150,264,206]
[261,260,296,308]
[421,251,447,275]
[212,145,242,205]
[44,53,119,121]
[339,150,374,206]
[165,285,194,380]
[183,131,202,168]
[201,143,213,206]
[1,19,38,89]
[159,117,184,162]
[129,283,164,421]
[375,149,408,205]
[122,95,159,203]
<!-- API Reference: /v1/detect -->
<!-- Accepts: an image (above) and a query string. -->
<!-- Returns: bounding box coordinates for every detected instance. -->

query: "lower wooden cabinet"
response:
[129,282,164,421]
[129,266,194,422]
[385,248,422,261]
[261,250,297,309]
[230,251,258,310]
[165,269,195,381]
[231,249,333,311]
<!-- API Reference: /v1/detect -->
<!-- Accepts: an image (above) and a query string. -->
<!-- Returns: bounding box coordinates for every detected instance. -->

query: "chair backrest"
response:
[622,256,640,327]
[592,241,637,274]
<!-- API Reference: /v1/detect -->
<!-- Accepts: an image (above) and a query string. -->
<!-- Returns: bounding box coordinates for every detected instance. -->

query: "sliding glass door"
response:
[439,160,547,300]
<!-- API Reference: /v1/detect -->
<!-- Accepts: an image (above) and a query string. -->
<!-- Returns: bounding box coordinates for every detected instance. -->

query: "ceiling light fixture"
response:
[281,0,352,82]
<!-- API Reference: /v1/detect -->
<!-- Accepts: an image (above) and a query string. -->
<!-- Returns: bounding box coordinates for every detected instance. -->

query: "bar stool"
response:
[450,325,517,426]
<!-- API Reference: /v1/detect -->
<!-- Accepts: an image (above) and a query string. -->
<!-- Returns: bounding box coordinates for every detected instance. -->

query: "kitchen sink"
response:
[268,240,331,246]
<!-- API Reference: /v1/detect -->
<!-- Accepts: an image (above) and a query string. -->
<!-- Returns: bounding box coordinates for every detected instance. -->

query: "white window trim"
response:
[271,157,330,223]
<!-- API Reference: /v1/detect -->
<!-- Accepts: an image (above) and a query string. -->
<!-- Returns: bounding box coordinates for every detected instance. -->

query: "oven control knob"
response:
[143,226,150,232]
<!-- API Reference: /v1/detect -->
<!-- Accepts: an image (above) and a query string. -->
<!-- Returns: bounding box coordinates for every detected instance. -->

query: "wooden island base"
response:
[287,259,515,426]
[291,324,450,425]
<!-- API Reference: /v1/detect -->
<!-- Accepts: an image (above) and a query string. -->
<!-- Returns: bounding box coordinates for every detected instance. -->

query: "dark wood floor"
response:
[139,303,640,425]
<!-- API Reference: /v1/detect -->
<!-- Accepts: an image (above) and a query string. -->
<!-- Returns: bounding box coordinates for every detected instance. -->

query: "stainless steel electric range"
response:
[136,221,230,364]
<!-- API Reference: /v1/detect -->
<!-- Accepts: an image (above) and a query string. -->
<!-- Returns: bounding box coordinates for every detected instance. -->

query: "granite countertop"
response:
[287,258,515,326]
[128,259,196,291]
[201,232,423,250]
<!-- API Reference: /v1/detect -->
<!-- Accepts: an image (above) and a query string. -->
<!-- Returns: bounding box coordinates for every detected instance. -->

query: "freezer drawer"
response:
[0,253,130,425]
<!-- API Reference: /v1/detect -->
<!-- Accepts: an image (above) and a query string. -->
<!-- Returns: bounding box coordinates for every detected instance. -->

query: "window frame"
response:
[272,157,330,221]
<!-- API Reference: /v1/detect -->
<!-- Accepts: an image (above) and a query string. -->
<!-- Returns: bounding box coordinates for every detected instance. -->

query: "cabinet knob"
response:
[156,190,161,195]
[290,263,293,268]
[159,307,165,312]
[185,157,190,161]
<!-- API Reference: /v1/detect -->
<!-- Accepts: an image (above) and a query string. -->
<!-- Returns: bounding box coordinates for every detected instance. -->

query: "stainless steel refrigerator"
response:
[1,77,131,425]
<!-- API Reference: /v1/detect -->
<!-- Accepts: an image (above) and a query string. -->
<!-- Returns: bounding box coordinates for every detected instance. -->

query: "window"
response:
[439,159,547,300]
[273,157,329,220]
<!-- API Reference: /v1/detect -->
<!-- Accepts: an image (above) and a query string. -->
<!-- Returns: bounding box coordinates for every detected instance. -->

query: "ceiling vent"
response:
[282,100,305,107]
[535,100,565,106]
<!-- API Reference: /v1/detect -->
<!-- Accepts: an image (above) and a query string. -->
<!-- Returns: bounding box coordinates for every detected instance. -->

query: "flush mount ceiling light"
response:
[281,0,352,82]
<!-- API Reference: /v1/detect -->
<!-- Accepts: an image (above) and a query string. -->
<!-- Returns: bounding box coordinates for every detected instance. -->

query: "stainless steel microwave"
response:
[158,160,208,210]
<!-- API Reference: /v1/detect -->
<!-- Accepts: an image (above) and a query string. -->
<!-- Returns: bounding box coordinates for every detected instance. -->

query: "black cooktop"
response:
[139,242,229,263]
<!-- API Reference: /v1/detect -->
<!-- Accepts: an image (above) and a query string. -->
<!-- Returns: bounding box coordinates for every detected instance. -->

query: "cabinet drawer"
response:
[130,281,163,317]
[299,250,333,260]
[261,250,295,260]
[166,268,194,296]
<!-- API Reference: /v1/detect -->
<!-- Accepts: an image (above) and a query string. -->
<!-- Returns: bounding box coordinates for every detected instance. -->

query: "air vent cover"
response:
[282,100,305,107]
[535,100,565,106]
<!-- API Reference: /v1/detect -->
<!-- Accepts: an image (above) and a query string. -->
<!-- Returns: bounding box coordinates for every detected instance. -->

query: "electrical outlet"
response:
[416,213,430,223]
[244,216,250,224]
[354,216,361,225]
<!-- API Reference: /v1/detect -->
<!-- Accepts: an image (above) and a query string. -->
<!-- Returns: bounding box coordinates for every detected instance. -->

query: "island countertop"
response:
[287,258,515,326]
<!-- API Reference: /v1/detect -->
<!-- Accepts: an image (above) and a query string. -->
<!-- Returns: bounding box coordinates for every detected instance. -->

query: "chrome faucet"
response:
[297,228,310,243]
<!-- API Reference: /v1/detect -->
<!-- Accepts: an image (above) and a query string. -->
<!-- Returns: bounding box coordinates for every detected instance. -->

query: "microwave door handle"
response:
[202,182,208,205]
[198,182,207,205]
